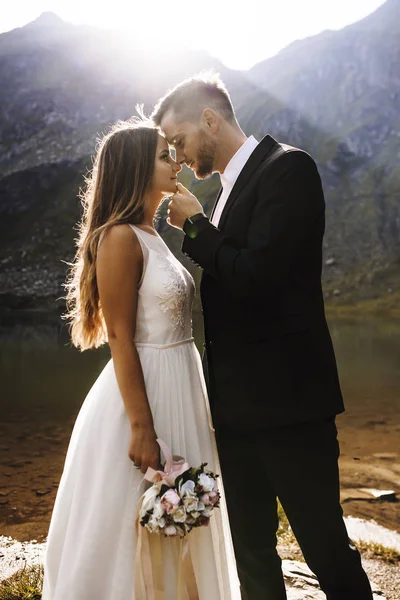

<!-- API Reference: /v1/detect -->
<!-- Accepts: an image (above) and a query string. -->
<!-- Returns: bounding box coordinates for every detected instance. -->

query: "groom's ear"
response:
[201,108,219,134]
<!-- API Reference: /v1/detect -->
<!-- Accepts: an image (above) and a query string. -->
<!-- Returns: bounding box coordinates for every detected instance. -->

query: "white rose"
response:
[198,473,215,493]
[153,499,165,520]
[147,514,159,532]
[202,507,213,517]
[164,525,177,536]
[158,516,166,528]
[172,505,187,523]
[183,496,198,512]
[180,480,196,497]
[140,484,161,514]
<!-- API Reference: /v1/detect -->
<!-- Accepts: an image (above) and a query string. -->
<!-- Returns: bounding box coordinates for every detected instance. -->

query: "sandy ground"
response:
[0,414,399,598]
[1,413,399,542]
[337,416,400,532]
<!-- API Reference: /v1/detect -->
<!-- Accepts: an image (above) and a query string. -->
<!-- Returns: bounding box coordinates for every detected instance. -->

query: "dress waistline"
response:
[134,337,194,350]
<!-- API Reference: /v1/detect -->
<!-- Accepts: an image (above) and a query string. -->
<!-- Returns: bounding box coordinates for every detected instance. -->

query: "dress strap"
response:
[128,225,150,288]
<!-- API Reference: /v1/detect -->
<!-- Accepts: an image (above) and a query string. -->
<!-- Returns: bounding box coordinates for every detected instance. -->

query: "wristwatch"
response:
[183,212,208,239]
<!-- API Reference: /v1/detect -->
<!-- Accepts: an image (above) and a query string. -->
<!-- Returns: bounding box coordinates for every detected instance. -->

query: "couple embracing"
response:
[42,74,372,599]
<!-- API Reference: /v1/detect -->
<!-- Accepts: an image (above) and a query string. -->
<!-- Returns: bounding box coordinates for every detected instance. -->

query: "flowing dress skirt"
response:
[42,340,240,599]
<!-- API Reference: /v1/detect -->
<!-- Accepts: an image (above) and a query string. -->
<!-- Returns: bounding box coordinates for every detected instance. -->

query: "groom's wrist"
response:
[183,212,208,239]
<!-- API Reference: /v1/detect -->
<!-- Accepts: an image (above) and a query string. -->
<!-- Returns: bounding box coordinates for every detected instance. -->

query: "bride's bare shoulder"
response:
[98,224,141,255]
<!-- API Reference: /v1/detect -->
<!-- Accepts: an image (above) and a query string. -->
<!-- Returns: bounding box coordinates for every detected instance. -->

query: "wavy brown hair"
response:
[64,118,159,351]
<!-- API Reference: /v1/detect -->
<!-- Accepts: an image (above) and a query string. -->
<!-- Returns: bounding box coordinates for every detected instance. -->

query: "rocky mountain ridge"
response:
[1,3,399,311]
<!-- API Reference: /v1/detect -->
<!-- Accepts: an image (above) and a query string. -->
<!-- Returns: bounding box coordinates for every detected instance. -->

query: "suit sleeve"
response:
[182,150,325,299]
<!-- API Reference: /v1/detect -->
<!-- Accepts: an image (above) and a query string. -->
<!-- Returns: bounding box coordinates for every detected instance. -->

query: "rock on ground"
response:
[283,559,387,599]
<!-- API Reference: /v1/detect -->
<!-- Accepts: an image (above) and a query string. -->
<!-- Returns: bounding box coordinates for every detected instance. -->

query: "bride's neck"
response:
[141,193,162,227]
[140,210,157,229]
[140,219,155,227]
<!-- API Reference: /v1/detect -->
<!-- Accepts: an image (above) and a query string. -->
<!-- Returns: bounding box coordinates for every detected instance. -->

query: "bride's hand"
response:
[128,425,160,474]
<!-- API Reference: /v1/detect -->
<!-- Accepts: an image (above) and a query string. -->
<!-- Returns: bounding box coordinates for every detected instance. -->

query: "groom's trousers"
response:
[215,417,373,600]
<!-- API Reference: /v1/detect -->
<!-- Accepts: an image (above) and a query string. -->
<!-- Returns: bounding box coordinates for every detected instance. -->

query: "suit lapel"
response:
[217,134,278,230]
[210,187,223,222]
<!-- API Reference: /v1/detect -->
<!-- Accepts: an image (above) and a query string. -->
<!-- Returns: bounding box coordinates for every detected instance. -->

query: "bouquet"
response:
[138,439,220,537]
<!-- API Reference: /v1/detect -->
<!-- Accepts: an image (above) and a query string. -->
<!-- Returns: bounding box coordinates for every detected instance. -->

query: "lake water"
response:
[0,313,399,541]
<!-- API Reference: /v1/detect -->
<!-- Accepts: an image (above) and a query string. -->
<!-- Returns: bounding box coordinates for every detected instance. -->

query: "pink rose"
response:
[200,493,211,505]
[160,489,181,513]
[208,491,219,505]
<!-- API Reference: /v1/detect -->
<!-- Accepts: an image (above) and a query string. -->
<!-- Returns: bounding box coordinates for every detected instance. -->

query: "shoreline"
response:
[0,287,400,319]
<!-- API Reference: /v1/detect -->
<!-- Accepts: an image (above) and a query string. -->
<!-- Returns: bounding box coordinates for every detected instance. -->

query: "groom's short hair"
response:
[151,72,236,126]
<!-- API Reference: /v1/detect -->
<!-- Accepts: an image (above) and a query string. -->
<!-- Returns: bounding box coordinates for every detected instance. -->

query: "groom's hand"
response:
[167,183,204,230]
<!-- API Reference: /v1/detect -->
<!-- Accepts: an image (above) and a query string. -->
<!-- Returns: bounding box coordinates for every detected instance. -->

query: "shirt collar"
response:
[220,135,259,189]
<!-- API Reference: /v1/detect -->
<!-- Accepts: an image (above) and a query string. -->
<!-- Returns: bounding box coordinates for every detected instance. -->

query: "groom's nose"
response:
[173,161,182,173]
[175,148,185,165]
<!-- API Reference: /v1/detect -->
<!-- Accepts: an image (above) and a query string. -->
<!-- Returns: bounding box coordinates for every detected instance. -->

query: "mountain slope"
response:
[0,5,399,310]
[246,0,400,303]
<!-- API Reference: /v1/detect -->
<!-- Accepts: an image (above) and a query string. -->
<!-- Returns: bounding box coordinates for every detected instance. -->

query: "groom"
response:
[151,74,372,599]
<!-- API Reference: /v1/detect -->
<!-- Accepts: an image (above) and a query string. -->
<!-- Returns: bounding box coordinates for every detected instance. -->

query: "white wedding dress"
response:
[42,225,241,600]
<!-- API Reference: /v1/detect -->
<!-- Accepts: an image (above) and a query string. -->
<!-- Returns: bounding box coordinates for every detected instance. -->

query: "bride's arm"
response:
[96,224,159,473]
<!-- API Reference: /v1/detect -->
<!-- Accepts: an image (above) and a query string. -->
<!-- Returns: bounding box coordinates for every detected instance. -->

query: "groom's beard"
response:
[194,130,217,179]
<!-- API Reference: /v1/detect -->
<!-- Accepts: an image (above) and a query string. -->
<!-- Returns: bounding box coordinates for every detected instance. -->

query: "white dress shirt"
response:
[211,136,259,227]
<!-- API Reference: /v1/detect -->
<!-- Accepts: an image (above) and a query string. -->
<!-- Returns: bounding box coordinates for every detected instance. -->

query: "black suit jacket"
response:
[182,135,344,431]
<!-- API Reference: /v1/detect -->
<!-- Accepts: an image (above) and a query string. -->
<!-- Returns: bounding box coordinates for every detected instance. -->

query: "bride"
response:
[41,117,240,599]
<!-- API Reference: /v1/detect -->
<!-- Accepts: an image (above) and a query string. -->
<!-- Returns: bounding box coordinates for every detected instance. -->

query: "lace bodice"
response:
[129,225,195,345]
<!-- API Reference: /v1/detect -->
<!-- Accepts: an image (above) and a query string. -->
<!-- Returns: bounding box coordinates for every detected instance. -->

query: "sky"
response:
[0,0,388,70]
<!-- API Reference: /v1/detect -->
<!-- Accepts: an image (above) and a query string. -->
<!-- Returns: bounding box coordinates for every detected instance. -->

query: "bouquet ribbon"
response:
[134,439,199,600]
[143,438,190,487]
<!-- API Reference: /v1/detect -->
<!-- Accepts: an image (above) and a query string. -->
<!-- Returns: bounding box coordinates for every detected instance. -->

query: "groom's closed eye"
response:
[174,137,184,149]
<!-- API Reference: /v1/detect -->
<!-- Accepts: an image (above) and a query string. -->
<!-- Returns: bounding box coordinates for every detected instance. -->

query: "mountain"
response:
[247,0,400,303]
[0,12,315,311]
[0,4,399,313]
[0,13,259,309]
[0,13,260,180]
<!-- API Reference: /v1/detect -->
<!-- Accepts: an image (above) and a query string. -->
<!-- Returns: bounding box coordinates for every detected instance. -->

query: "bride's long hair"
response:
[64,118,159,351]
